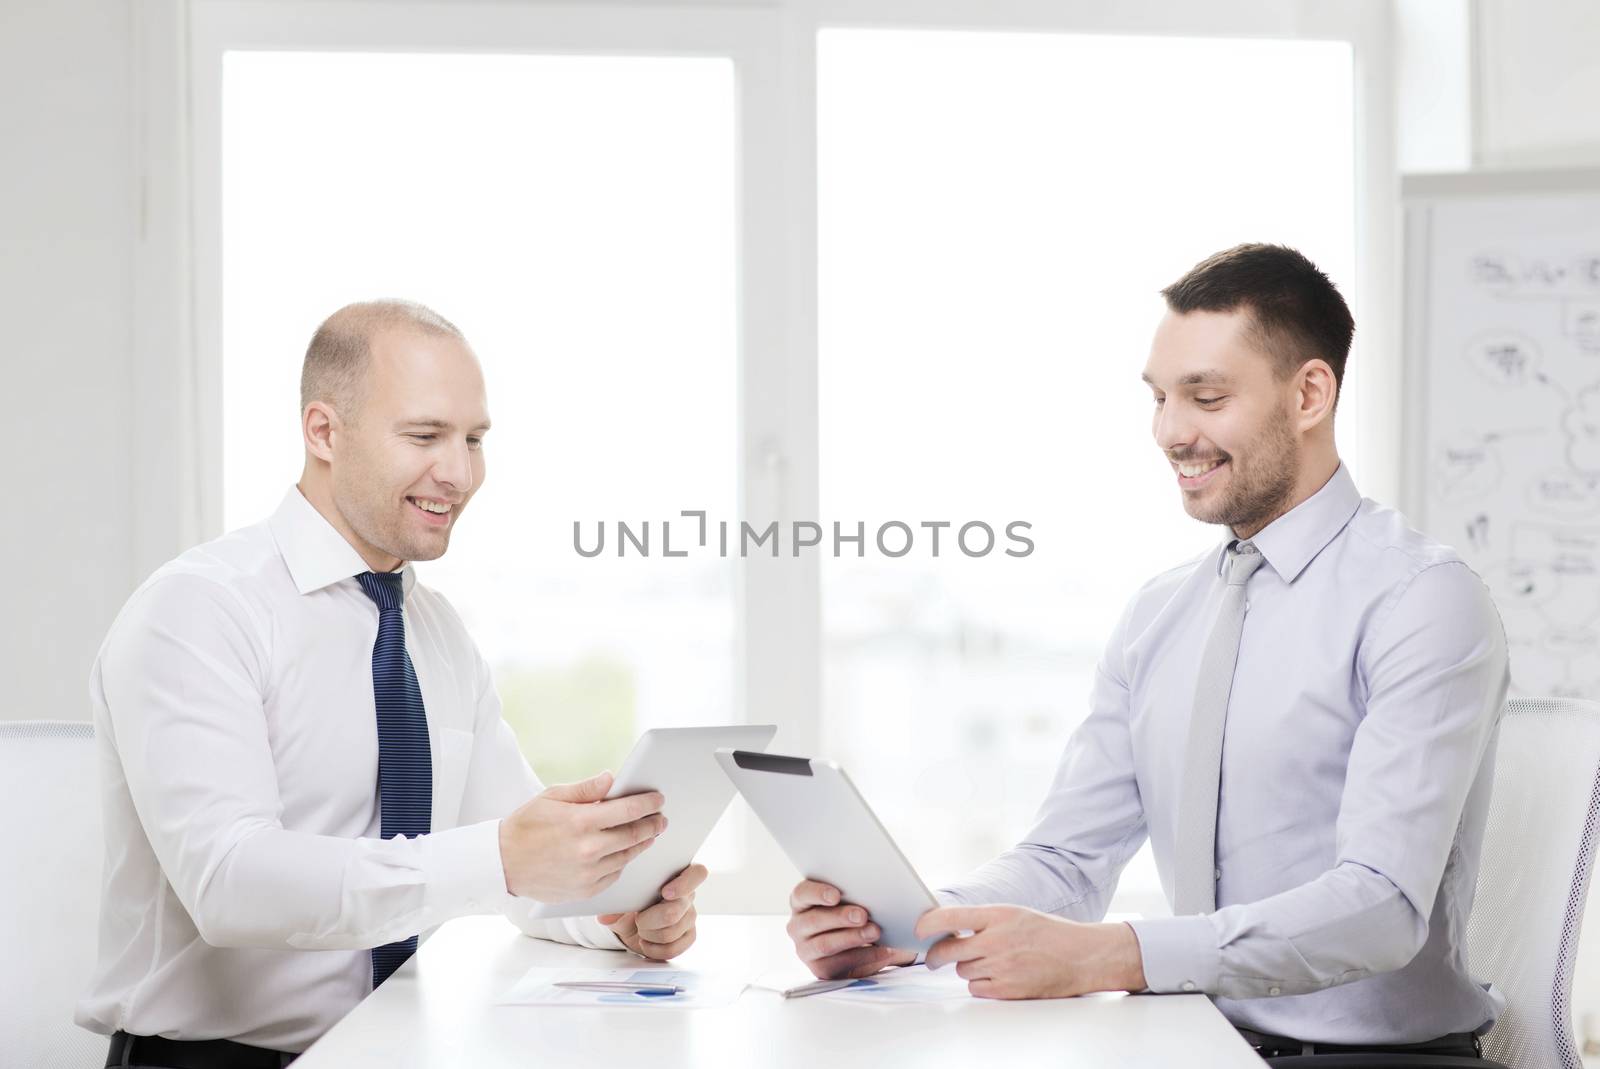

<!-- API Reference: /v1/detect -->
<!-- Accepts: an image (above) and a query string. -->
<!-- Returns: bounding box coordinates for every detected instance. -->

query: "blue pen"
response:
[552,981,683,996]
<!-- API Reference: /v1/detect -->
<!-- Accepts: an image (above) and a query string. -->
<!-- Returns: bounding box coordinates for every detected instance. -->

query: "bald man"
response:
[79,302,704,1068]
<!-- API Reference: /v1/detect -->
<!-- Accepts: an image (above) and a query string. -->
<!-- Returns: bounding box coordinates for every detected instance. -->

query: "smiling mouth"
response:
[407,496,455,523]
[1173,457,1228,489]
[1175,458,1226,478]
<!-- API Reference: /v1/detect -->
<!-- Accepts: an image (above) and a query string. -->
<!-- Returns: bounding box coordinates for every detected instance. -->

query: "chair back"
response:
[1468,697,1600,1069]
[0,720,106,1067]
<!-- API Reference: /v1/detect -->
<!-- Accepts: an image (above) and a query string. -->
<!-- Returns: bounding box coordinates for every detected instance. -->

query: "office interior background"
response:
[8,0,1600,1053]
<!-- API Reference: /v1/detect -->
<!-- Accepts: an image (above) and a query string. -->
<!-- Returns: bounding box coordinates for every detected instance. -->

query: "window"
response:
[221,52,740,861]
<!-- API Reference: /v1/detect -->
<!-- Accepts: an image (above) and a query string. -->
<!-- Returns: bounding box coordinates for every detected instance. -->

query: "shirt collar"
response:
[1215,463,1362,584]
[267,486,416,597]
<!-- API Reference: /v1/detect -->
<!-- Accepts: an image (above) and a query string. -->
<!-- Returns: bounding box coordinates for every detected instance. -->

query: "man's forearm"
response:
[187,820,509,951]
[1128,861,1426,999]
[937,841,1126,922]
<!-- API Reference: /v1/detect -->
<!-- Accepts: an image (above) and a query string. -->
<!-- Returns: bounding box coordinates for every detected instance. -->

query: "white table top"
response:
[294,914,1262,1068]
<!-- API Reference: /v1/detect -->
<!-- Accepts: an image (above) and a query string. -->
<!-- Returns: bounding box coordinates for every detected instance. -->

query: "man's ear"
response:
[1295,360,1337,431]
[303,401,339,463]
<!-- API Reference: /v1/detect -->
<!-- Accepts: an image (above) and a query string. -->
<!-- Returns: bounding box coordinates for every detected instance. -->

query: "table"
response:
[293,914,1264,1068]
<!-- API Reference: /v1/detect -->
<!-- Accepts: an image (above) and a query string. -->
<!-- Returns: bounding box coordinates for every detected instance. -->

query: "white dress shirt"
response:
[939,464,1510,1044]
[77,487,622,1052]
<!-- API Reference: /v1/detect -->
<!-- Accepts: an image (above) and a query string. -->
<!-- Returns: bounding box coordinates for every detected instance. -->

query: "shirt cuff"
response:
[568,915,628,951]
[420,818,512,916]
[1127,915,1221,994]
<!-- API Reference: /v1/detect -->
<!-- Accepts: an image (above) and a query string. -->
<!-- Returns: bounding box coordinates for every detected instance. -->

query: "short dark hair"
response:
[1161,243,1354,400]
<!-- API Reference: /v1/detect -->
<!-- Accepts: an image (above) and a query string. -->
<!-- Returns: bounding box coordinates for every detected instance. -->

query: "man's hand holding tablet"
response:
[599,863,709,960]
[504,727,775,962]
[916,905,1147,999]
[499,771,667,903]
[736,749,1140,996]
[786,879,916,979]
[498,773,702,962]
[784,886,1149,995]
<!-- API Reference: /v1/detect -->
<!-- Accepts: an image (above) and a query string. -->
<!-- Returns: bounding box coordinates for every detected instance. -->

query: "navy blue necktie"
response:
[356,570,433,988]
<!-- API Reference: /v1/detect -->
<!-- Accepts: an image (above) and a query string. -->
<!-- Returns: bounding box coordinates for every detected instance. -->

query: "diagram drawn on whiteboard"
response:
[1414,187,1600,699]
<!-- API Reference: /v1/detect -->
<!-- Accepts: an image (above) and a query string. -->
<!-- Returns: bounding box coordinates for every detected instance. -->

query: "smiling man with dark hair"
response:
[786,245,1511,1063]
[1161,242,1356,399]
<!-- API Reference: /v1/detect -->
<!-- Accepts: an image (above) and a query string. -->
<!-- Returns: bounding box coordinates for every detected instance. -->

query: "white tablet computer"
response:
[527,725,777,918]
[715,749,951,952]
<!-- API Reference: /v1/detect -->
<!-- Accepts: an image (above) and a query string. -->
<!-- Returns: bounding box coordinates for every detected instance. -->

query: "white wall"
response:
[1475,0,1600,168]
[1,1,136,722]
[1393,0,1471,172]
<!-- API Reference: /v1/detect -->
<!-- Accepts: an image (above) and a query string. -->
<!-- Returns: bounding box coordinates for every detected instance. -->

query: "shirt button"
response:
[1214,868,1221,880]
[1182,981,1196,992]
[1269,986,1281,996]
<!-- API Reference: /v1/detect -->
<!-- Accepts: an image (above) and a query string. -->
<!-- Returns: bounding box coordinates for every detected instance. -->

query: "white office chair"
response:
[0,720,107,1068]
[1467,696,1600,1069]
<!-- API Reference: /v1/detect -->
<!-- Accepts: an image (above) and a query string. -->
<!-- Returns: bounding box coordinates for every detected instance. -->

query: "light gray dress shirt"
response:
[938,464,1510,1044]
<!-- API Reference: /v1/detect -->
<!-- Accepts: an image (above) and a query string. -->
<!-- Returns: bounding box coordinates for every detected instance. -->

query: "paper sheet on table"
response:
[496,966,745,1009]
[813,964,971,1004]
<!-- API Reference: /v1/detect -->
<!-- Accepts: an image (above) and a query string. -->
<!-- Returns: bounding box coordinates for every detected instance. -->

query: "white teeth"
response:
[412,499,450,514]
[1178,459,1224,478]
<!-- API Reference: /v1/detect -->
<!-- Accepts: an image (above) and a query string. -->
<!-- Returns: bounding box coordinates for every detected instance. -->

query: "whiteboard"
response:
[1404,170,1600,700]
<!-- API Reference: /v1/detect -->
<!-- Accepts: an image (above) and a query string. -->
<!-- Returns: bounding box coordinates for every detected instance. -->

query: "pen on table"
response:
[552,981,683,995]
[780,978,855,999]
[776,962,926,998]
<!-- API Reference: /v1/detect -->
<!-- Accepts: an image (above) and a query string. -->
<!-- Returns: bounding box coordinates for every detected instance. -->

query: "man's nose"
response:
[1153,402,1196,453]
[433,440,474,493]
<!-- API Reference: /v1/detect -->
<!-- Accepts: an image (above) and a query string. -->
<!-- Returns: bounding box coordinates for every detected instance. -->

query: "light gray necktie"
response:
[1173,541,1265,916]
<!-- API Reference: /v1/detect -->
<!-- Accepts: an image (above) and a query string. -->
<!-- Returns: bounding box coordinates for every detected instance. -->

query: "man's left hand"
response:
[597,863,707,960]
[916,905,1147,999]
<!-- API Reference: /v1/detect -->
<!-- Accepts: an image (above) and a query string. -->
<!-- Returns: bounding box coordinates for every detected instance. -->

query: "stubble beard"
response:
[1184,409,1299,534]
